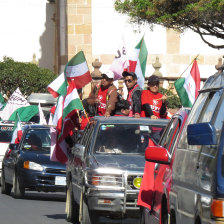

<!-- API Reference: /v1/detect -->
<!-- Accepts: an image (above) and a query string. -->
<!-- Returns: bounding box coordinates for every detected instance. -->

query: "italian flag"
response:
[11,113,22,144]
[0,93,6,110]
[47,72,67,98]
[65,51,92,89]
[128,37,148,89]
[174,60,201,107]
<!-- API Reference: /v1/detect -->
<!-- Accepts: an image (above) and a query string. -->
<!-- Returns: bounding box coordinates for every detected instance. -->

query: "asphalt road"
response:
[0,188,67,224]
[0,187,138,224]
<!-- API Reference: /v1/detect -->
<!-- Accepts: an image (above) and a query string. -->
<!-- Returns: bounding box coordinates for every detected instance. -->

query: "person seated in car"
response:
[26,134,42,150]
[114,97,130,117]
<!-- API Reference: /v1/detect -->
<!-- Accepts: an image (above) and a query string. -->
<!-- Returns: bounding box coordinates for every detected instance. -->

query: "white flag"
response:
[38,103,47,125]
[0,88,29,120]
[110,37,129,80]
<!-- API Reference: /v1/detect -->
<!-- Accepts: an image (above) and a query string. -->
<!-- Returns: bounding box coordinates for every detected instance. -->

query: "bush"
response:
[0,57,57,97]
[159,87,181,109]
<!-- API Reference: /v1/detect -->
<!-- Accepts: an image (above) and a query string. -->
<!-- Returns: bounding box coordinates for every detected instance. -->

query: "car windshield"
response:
[23,128,51,151]
[94,124,165,154]
[0,125,13,143]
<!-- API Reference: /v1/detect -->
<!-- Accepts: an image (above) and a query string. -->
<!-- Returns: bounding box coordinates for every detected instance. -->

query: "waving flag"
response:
[0,88,30,121]
[0,93,6,110]
[47,73,67,98]
[174,60,200,107]
[38,103,47,125]
[65,51,92,89]
[11,113,22,144]
[128,37,148,89]
[110,38,129,80]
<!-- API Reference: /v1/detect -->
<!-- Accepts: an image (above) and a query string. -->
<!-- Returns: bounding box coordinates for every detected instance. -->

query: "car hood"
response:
[0,143,10,156]
[20,151,66,169]
[93,154,145,172]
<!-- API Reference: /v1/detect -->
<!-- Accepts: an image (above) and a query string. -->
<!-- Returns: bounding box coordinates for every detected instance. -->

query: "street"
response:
[0,188,67,224]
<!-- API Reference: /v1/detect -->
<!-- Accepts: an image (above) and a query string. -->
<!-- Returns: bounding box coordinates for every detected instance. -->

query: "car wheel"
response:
[139,206,146,224]
[1,170,12,195]
[161,204,168,224]
[82,197,98,224]
[66,181,79,223]
[13,173,25,199]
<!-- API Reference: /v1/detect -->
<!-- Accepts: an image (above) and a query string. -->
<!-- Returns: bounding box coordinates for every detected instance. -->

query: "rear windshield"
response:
[0,125,13,143]
[23,128,51,151]
[94,124,165,154]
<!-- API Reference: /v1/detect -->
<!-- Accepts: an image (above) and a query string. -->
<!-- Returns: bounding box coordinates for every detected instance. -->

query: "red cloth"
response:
[141,90,165,118]
[97,88,109,116]
[137,138,156,209]
[80,116,91,130]
[50,105,56,114]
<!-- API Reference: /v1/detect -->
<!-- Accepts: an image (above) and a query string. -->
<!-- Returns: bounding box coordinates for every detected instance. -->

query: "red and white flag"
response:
[11,113,22,144]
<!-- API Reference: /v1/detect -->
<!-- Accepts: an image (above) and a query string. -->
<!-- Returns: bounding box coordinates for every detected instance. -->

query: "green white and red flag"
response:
[47,72,67,98]
[128,37,148,89]
[11,112,22,144]
[174,60,201,107]
[64,51,92,89]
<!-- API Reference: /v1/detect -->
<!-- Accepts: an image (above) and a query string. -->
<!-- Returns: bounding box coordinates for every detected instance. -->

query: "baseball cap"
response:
[101,70,114,80]
[122,71,137,79]
[148,75,160,85]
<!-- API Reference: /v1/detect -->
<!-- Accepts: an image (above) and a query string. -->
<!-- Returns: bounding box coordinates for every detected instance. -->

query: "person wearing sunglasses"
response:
[122,71,142,118]
[141,75,167,119]
[87,70,117,117]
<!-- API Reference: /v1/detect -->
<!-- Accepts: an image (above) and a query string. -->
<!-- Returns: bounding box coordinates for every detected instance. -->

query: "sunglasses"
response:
[149,82,159,86]
[124,79,133,83]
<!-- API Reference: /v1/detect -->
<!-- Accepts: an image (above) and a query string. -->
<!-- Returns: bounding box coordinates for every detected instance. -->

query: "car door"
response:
[152,117,181,220]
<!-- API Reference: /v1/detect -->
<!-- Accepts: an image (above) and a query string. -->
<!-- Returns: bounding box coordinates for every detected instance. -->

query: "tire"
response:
[139,206,145,224]
[1,170,12,195]
[170,210,176,224]
[82,197,98,224]
[13,173,25,199]
[66,181,79,223]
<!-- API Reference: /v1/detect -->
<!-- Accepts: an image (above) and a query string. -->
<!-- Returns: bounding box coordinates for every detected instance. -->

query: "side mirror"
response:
[9,143,18,151]
[187,122,216,145]
[72,143,85,159]
[145,146,170,164]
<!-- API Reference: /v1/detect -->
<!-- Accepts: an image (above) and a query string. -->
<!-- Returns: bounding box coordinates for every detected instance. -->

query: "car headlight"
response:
[23,161,44,171]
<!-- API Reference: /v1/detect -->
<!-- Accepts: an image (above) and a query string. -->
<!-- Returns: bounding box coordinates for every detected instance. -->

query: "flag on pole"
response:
[0,93,6,110]
[64,51,92,89]
[128,37,148,89]
[38,103,47,125]
[11,113,22,144]
[47,73,67,98]
[174,60,201,107]
[110,38,129,80]
[0,88,30,121]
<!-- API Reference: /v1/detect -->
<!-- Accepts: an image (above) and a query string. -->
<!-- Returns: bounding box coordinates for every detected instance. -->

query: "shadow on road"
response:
[44,213,66,220]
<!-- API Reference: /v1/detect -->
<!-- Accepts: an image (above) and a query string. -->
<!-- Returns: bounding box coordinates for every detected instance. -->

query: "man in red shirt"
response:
[87,70,117,117]
[141,75,167,119]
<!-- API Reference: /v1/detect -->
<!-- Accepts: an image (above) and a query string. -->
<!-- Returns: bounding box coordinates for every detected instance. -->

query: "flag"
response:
[47,72,67,98]
[48,113,53,125]
[0,88,30,121]
[38,103,47,125]
[174,60,200,107]
[8,105,38,122]
[110,38,129,80]
[128,37,148,89]
[0,93,6,110]
[64,51,92,89]
[11,113,22,144]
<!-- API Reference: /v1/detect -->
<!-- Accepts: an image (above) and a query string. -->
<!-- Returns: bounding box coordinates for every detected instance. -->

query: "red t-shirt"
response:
[97,88,109,116]
[141,90,164,118]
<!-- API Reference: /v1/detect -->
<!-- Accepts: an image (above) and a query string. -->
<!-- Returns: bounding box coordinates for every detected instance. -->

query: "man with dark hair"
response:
[122,71,142,118]
[87,70,117,117]
[114,98,130,116]
[141,75,167,119]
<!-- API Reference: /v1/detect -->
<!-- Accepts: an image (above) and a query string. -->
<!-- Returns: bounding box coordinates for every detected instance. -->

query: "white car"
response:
[0,121,14,181]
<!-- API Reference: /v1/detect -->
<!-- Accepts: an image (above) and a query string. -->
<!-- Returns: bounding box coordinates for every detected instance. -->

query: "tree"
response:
[0,57,57,97]
[114,0,224,49]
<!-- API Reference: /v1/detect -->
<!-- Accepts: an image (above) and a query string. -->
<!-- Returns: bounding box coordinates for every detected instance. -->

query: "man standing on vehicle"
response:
[87,70,117,117]
[122,71,142,118]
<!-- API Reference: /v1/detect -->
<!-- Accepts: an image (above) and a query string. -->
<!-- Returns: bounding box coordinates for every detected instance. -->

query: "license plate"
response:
[55,176,66,186]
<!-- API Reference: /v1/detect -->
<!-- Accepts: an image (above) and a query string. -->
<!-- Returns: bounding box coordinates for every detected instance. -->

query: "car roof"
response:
[22,124,51,131]
[201,71,224,92]
[91,116,169,126]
